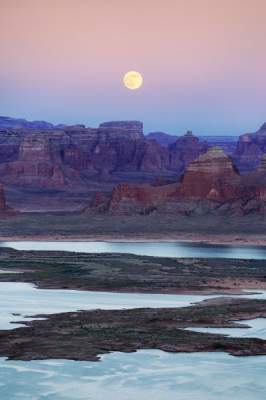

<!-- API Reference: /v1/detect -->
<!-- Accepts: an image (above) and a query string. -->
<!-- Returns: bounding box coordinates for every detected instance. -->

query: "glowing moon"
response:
[123,71,143,90]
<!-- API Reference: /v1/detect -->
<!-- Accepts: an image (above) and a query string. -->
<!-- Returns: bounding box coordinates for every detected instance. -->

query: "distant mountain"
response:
[146,131,177,146]
[147,130,238,155]
[0,116,65,130]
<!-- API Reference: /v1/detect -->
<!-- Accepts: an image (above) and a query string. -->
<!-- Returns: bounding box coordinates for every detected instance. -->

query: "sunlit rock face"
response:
[178,147,242,201]
[234,123,266,173]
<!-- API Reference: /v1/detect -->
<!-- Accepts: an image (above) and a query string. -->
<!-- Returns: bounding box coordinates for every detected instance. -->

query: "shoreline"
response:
[0,233,265,246]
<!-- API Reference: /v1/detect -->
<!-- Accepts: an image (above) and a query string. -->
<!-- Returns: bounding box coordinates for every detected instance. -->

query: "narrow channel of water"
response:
[1,240,266,259]
[0,282,224,329]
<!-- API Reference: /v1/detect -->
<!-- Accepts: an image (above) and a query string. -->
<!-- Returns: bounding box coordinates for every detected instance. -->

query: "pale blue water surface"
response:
[1,240,266,259]
[0,351,266,400]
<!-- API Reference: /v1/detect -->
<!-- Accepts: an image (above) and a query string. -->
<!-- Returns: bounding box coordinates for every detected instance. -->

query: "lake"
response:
[0,241,266,399]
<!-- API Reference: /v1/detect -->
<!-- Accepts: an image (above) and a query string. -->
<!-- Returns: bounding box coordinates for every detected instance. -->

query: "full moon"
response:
[123,71,143,90]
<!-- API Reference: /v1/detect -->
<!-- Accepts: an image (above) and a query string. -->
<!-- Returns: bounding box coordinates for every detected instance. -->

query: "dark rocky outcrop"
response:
[0,184,7,212]
[168,131,208,174]
[233,123,266,173]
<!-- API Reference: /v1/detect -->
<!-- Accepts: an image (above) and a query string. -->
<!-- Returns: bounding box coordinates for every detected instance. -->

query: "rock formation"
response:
[94,147,266,216]
[178,147,242,201]
[0,133,76,188]
[98,121,144,140]
[233,123,266,173]
[100,182,178,214]
[0,184,7,212]
[0,115,65,130]
[146,131,178,146]
[0,120,210,190]
[168,131,208,173]
[1,116,266,217]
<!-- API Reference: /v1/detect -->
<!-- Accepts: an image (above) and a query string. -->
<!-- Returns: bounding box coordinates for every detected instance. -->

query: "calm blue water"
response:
[0,351,266,400]
[1,240,266,259]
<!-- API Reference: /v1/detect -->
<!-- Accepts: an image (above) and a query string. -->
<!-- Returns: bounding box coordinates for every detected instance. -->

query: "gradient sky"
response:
[1,0,266,135]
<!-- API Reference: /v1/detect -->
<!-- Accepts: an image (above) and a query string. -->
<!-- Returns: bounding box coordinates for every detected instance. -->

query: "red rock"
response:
[108,182,178,214]
[101,147,266,216]
[0,122,209,189]
[178,147,242,201]
[0,134,69,188]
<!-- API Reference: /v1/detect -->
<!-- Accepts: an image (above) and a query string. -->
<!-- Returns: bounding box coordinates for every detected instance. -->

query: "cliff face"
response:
[0,121,208,189]
[168,131,208,173]
[98,121,144,140]
[233,123,266,173]
[0,133,79,188]
[108,182,178,214]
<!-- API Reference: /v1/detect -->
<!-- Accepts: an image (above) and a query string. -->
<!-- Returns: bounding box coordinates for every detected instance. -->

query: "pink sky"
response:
[1,0,266,134]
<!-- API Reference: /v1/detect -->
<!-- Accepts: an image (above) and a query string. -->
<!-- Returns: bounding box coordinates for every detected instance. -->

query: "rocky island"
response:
[0,298,266,361]
[0,248,266,294]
